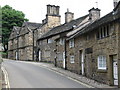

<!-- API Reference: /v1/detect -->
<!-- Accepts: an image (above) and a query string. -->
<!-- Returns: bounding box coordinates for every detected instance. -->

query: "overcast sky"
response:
[1,0,114,24]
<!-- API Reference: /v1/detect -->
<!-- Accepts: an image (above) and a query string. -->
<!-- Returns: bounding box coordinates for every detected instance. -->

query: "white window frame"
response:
[69,39,74,48]
[59,38,65,45]
[70,55,75,63]
[97,25,110,39]
[47,38,53,44]
[97,55,107,70]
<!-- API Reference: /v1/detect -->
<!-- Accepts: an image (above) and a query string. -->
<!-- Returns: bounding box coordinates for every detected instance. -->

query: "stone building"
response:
[8,4,61,61]
[8,1,120,87]
[37,7,100,68]
[65,1,120,87]
[37,5,61,39]
[35,5,61,61]
[8,22,41,60]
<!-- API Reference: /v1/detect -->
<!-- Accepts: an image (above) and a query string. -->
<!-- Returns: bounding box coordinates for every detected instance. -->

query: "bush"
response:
[0,52,7,58]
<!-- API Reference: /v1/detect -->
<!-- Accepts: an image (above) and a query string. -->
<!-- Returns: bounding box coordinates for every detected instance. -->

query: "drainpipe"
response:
[117,21,120,88]
[16,29,20,60]
[17,34,19,60]
[32,30,34,61]
[29,28,37,61]
[64,38,67,70]
[54,41,57,67]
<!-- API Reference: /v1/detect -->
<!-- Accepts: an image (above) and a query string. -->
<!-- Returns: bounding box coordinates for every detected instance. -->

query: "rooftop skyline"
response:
[1,0,114,24]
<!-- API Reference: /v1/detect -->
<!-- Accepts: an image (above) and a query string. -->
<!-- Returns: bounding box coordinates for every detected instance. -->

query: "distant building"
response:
[8,22,41,60]
[8,5,61,61]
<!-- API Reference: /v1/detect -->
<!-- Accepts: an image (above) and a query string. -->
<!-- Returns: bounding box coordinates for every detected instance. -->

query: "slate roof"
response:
[19,22,41,36]
[67,1,120,40]
[9,26,21,40]
[9,22,41,40]
[68,10,120,40]
[38,14,89,40]
[25,22,42,30]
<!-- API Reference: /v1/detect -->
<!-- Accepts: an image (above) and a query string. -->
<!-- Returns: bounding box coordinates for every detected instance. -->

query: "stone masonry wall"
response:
[66,22,118,85]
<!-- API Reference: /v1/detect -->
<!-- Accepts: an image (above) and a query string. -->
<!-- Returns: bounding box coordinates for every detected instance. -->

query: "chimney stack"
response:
[89,7,101,22]
[65,9,74,23]
[47,4,60,16]
[113,0,120,8]
[46,5,61,28]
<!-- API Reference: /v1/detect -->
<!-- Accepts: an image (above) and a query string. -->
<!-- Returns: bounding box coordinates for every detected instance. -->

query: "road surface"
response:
[2,60,88,88]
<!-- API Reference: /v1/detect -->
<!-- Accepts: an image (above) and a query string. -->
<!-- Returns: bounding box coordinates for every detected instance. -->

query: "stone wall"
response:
[56,38,65,68]
[47,15,61,29]
[39,39,56,63]
[66,22,118,85]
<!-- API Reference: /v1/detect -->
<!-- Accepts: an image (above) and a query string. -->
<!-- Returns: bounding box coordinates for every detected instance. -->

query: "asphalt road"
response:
[2,60,88,88]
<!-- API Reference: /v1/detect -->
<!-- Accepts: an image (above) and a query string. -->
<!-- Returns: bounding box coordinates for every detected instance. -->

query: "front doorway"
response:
[15,51,18,60]
[113,57,118,86]
[63,52,65,68]
[39,50,41,61]
[79,50,84,75]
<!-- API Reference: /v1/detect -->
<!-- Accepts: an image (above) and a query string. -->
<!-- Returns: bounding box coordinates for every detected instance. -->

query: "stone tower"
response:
[46,5,61,28]
[65,9,74,23]
[88,7,101,22]
[113,0,120,8]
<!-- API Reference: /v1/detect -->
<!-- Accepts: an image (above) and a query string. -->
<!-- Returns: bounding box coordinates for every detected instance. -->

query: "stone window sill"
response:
[97,69,107,73]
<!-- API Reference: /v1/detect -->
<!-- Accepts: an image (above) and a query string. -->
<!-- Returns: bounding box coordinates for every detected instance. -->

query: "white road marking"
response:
[1,66,10,89]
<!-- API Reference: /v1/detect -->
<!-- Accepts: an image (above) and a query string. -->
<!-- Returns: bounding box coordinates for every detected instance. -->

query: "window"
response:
[47,38,53,43]
[97,25,110,40]
[38,41,42,45]
[98,55,106,70]
[59,38,65,45]
[70,55,75,63]
[69,39,74,48]
[86,35,91,41]
[57,53,63,61]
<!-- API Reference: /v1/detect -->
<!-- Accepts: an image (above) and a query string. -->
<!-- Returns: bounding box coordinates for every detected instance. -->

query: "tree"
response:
[2,5,28,52]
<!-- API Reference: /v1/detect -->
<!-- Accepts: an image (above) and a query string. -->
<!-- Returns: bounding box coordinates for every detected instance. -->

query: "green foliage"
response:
[2,5,28,51]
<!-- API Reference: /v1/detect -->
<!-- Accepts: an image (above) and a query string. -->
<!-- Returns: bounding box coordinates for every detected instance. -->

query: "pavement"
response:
[2,59,118,88]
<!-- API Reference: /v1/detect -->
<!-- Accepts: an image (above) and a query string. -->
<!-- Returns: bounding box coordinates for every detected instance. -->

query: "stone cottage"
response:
[37,7,100,69]
[35,4,61,61]
[8,4,61,61]
[8,22,41,61]
[65,1,120,87]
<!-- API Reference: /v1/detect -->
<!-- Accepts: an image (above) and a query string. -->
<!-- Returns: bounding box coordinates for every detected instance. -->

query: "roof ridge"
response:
[38,14,89,40]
